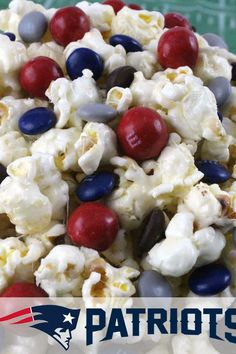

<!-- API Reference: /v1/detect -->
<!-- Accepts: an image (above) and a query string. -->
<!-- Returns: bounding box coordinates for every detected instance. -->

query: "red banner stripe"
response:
[11,315,34,325]
[0,308,31,322]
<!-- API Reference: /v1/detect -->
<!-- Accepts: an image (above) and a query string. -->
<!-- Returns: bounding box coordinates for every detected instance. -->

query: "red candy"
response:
[117,107,169,161]
[164,12,191,29]
[67,202,119,251]
[128,3,142,10]
[102,0,125,14]
[1,282,48,297]
[19,56,63,99]
[157,27,199,69]
[49,6,90,47]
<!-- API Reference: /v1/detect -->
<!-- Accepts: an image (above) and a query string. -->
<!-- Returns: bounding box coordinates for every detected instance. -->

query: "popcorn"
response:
[76,1,115,32]
[106,87,133,113]
[194,33,232,83]
[0,96,48,135]
[127,50,157,79]
[130,67,225,143]
[145,212,225,277]
[35,245,139,299]
[0,35,27,95]
[102,229,133,266]
[64,29,127,74]
[75,122,117,175]
[172,333,221,354]
[0,131,29,167]
[0,154,68,234]
[31,128,81,171]
[111,7,164,45]
[46,70,100,128]
[27,42,65,72]
[178,182,236,229]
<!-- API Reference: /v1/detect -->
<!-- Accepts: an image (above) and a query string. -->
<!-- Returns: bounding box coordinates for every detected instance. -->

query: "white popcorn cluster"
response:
[0,154,68,234]
[106,86,133,113]
[0,131,29,167]
[46,69,100,128]
[145,212,226,276]
[111,7,165,45]
[64,29,127,74]
[76,1,115,32]
[35,245,139,299]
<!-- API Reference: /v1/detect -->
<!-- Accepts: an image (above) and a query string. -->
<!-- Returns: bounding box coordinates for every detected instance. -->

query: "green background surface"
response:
[0,0,236,52]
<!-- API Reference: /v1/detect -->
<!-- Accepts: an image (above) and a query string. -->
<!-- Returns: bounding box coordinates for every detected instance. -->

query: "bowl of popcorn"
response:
[0,0,236,309]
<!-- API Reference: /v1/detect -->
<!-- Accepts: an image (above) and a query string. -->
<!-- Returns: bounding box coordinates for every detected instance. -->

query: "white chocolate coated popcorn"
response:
[0,35,27,95]
[27,42,65,71]
[76,1,115,32]
[127,50,157,79]
[131,67,225,142]
[0,154,68,234]
[46,70,100,128]
[106,86,133,113]
[65,29,126,74]
[145,212,225,276]
[0,131,29,167]
[0,96,48,135]
[111,7,164,45]
[31,128,81,171]
[75,122,117,174]
[172,333,220,354]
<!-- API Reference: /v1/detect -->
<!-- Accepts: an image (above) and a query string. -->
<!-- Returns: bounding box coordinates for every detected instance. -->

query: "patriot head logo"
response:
[0,305,80,351]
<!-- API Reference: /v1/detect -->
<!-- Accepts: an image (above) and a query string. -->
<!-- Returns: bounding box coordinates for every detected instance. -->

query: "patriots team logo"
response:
[0,305,80,351]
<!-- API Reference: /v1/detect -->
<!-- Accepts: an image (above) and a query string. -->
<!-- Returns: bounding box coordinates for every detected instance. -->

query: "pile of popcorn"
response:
[0,0,236,312]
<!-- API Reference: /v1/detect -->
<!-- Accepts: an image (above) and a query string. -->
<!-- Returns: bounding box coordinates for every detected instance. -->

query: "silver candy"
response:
[77,103,117,123]
[207,76,232,107]
[18,11,48,43]
[203,33,228,50]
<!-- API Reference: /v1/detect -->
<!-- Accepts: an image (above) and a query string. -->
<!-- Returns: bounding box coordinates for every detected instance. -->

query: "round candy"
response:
[19,56,63,99]
[164,12,191,29]
[232,62,236,81]
[217,111,223,122]
[137,270,173,297]
[1,282,48,297]
[233,228,236,246]
[202,33,228,50]
[102,0,125,14]
[67,202,119,251]
[76,172,116,201]
[128,3,142,10]
[106,65,136,92]
[77,103,117,123]
[137,208,166,257]
[66,48,104,81]
[196,160,231,184]
[4,32,16,41]
[19,107,57,135]
[117,107,169,161]
[49,6,90,47]
[18,11,48,43]
[0,164,8,184]
[157,27,199,69]
[109,34,143,53]
[189,264,231,296]
[207,76,232,107]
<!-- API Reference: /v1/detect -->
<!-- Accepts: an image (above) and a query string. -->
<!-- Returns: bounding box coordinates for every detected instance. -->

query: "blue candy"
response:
[196,160,231,184]
[217,111,223,122]
[189,264,231,296]
[66,48,104,81]
[76,172,116,201]
[109,34,143,53]
[19,107,57,135]
[4,32,16,41]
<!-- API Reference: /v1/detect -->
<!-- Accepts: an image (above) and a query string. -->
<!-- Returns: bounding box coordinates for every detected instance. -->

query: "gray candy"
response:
[77,103,118,123]
[18,11,48,43]
[137,270,173,298]
[203,33,228,50]
[207,76,232,107]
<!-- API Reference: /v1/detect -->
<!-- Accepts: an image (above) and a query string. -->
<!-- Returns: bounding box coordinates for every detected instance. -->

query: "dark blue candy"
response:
[66,48,104,81]
[196,160,231,184]
[76,172,116,201]
[4,32,16,41]
[189,264,231,296]
[109,34,143,53]
[217,111,223,122]
[19,107,57,135]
